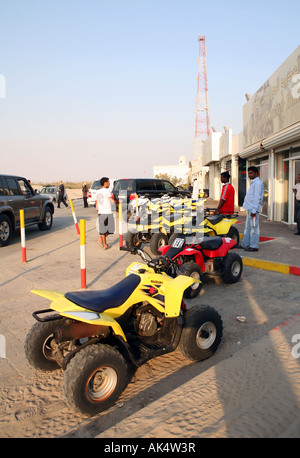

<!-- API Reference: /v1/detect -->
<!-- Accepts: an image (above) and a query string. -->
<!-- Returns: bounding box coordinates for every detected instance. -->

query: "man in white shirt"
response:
[96,177,115,249]
[240,166,264,252]
[192,178,199,200]
[292,173,300,235]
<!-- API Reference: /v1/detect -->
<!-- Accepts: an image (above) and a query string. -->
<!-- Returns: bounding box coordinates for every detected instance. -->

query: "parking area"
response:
[1,200,300,437]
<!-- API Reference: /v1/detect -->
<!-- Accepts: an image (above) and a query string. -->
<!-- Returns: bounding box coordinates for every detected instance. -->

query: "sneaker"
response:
[244,247,258,252]
[294,232,300,235]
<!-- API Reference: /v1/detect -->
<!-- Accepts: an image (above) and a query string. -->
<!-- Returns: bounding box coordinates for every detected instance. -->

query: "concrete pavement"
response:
[1,197,300,437]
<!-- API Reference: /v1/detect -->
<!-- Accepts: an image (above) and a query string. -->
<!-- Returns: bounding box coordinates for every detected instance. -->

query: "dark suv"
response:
[112,178,191,204]
[0,174,55,246]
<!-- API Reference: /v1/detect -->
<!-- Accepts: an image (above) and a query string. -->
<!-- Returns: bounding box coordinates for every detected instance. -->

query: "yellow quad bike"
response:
[25,248,223,416]
[126,198,205,255]
[202,209,240,246]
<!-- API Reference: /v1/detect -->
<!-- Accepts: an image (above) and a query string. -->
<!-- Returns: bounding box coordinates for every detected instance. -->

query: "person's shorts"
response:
[98,214,115,235]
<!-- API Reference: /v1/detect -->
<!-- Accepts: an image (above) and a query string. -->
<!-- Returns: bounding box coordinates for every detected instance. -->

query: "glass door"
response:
[282,160,289,222]
[293,160,300,223]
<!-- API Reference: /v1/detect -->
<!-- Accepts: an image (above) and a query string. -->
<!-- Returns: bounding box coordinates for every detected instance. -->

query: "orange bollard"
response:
[119,199,123,248]
[80,219,86,289]
[20,209,27,262]
[69,199,80,235]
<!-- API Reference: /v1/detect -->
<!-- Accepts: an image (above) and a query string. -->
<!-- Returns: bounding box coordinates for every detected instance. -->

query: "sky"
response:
[0,0,300,183]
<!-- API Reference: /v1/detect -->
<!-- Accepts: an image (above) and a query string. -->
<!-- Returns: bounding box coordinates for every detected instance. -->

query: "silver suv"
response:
[0,174,55,246]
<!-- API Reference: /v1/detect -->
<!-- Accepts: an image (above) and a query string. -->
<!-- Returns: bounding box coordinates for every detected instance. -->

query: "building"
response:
[153,156,189,184]
[240,45,300,225]
[196,128,242,205]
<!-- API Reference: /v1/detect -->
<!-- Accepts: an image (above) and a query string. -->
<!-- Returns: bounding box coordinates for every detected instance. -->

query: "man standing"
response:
[82,183,88,208]
[214,171,235,215]
[292,173,300,235]
[192,178,199,200]
[57,180,68,208]
[95,177,115,250]
[240,166,264,252]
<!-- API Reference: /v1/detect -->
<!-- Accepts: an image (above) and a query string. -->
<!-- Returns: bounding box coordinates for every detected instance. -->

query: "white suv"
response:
[87,179,116,207]
[87,180,101,207]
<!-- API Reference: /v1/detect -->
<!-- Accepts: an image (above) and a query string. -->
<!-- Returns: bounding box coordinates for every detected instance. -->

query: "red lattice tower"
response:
[194,34,211,160]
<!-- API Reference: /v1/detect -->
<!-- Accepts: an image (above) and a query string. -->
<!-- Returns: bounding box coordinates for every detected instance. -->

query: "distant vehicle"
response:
[38,186,59,203]
[87,179,116,207]
[112,178,191,206]
[0,174,55,246]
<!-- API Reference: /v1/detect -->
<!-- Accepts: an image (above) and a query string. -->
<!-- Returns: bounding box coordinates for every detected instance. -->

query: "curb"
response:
[242,256,300,277]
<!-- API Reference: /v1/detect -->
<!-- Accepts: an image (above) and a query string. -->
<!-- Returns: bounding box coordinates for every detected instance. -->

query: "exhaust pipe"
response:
[54,321,109,343]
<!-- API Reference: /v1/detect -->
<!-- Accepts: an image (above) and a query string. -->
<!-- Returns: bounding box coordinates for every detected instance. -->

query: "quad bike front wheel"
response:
[125,231,142,249]
[179,262,203,299]
[63,344,128,416]
[149,232,168,255]
[179,305,223,362]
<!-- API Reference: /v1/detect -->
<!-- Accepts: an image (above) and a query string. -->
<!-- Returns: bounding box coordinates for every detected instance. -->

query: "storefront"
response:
[240,46,300,225]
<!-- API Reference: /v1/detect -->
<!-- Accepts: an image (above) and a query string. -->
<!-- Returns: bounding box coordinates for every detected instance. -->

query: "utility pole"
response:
[194,34,211,161]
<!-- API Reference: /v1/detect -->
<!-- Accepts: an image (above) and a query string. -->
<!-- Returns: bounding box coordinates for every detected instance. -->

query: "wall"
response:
[243,46,300,149]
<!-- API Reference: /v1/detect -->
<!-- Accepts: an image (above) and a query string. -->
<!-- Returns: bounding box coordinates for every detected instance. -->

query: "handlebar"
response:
[204,209,239,218]
[120,246,175,272]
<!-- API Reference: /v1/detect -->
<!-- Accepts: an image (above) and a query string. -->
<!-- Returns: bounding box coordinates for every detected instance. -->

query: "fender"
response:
[173,247,206,272]
[206,217,237,236]
[164,275,199,317]
[202,237,237,258]
[158,245,170,256]
[31,289,127,341]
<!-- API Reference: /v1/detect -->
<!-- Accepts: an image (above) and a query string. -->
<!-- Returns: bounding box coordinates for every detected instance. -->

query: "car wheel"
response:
[0,214,12,247]
[38,206,53,231]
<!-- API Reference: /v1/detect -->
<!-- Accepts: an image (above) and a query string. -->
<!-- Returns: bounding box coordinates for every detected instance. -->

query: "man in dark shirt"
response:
[57,180,68,208]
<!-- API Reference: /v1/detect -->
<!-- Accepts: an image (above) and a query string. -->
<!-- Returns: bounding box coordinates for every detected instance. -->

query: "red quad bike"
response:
[158,234,243,299]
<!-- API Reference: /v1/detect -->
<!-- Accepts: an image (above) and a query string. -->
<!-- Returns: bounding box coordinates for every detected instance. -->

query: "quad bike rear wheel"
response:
[226,226,240,247]
[25,320,62,371]
[179,305,223,361]
[222,252,243,284]
[63,344,128,416]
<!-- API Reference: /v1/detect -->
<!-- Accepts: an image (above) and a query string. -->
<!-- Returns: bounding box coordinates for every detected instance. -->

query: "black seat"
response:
[206,215,223,224]
[200,236,223,250]
[65,274,141,313]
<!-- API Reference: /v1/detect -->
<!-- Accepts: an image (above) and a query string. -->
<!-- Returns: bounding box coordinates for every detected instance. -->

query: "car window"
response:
[114,180,134,192]
[136,180,155,191]
[6,177,20,196]
[0,177,9,196]
[17,178,32,196]
[91,180,101,190]
[162,181,176,192]
[155,181,164,191]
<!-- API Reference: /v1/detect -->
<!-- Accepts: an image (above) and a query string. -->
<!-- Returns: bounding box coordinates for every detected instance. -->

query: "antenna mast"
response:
[194,34,210,160]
